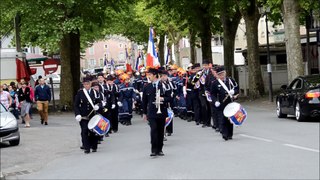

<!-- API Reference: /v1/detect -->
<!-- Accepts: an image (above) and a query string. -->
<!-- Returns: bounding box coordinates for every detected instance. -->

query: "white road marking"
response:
[283,144,319,153]
[239,134,273,142]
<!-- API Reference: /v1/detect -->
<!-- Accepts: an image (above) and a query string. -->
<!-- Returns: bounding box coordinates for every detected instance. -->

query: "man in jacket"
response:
[34,78,51,125]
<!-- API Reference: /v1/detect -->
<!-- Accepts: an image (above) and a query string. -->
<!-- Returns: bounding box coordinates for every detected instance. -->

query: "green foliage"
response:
[1,0,131,53]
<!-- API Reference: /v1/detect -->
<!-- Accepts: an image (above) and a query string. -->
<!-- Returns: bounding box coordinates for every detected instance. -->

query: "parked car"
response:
[276,75,320,121]
[45,73,60,88]
[0,103,20,146]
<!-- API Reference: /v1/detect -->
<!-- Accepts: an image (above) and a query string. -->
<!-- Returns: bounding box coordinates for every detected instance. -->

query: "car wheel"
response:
[9,138,20,146]
[295,102,306,122]
[276,100,287,118]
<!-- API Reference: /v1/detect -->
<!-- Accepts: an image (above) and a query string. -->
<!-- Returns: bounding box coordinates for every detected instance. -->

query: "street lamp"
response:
[259,6,273,102]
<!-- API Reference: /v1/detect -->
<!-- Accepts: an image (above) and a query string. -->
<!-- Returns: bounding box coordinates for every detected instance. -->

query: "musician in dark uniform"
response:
[159,67,174,136]
[143,68,171,157]
[74,78,102,153]
[106,75,119,133]
[190,63,201,125]
[210,66,239,141]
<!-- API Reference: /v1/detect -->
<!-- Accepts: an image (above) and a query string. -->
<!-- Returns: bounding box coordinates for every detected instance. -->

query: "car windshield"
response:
[0,103,7,113]
[304,76,320,88]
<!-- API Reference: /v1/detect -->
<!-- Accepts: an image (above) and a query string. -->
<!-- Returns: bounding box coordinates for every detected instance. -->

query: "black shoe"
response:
[163,137,167,141]
[215,128,220,132]
[228,137,233,140]
[92,149,97,152]
[150,152,157,156]
[97,141,101,144]
[41,119,44,124]
[84,150,90,154]
[157,151,165,156]
[80,146,84,150]
[22,120,25,124]
[105,133,109,137]
[196,122,200,125]
[202,125,207,128]
[113,130,118,133]
[44,122,48,125]
[223,136,228,141]
[167,133,172,136]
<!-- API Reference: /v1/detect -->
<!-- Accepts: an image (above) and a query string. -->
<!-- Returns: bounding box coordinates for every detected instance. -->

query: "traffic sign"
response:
[43,59,58,75]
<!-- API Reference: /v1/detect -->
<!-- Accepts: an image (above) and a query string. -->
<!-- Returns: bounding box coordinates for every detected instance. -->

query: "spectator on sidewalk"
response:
[35,78,51,125]
[0,85,12,110]
[8,85,20,119]
[17,81,33,127]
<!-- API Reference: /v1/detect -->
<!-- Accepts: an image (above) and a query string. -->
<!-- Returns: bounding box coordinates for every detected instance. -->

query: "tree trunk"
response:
[174,42,180,66]
[189,28,197,64]
[282,0,304,82]
[199,13,212,64]
[220,1,241,76]
[158,34,165,66]
[240,0,265,99]
[59,33,74,109]
[69,30,81,99]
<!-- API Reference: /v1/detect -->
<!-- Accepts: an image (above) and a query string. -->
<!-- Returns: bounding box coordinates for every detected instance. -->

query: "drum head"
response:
[223,102,241,117]
[88,115,100,129]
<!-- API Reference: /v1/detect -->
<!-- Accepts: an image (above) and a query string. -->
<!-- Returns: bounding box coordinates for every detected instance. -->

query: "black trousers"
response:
[79,120,99,151]
[186,92,194,118]
[166,119,173,134]
[192,96,201,123]
[211,105,219,129]
[109,108,119,132]
[199,96,211,126]
[149,117,165,153]
[217,110,233,138]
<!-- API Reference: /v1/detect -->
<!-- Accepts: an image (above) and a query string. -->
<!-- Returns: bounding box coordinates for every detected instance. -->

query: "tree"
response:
[219,0,242,76]
[282,0,304,82]
[238,0,265,98]
[1,0,130,108]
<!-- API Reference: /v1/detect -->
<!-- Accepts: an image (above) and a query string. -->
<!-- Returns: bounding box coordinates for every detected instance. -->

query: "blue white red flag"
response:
[146,27,159,67]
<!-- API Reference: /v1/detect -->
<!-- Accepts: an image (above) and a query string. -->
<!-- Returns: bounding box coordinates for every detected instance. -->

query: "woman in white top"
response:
[0,85,12,109]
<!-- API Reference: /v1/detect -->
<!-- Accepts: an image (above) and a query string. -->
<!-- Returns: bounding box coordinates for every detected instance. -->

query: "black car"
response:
[276,75,320,121]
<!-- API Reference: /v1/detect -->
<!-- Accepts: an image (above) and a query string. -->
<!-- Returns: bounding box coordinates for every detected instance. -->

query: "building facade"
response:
[82,35,132,69]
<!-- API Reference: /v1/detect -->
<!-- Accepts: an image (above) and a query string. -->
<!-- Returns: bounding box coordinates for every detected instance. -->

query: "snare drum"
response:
[223,102,247,126]
[88,114,111,135]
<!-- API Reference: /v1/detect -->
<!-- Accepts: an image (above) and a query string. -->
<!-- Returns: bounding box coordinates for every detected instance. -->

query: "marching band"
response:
[74,63,244,155]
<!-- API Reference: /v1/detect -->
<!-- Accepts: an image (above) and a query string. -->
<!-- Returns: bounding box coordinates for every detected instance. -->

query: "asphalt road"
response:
[1,101,319,179]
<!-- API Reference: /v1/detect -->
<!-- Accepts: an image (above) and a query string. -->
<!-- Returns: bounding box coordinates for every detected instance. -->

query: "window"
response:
[289,79,302,90]
[89,47,94,55]
[90,59,95,66]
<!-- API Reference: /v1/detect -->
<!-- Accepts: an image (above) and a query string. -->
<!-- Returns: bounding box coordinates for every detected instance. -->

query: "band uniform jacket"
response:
[210,77,239,111]
[142,81,171,119]
[74,88,102,119]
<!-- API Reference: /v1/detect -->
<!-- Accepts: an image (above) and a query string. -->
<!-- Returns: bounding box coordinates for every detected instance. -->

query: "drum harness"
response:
[217,78,236,103]
[83,88,99,120]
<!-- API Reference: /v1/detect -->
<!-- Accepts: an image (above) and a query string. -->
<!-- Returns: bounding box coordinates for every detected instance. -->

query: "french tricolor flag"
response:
[146,27,159,67]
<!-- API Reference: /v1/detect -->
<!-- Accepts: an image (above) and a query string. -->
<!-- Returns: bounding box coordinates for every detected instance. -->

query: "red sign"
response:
[43,59,59,75]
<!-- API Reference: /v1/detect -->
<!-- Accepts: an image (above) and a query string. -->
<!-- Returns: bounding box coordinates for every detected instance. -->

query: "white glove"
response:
[117,101,123,107]
[215,101,220,107]
[230,89,235,95]
[94,105,99,111]
[102,101,106,107]
[183,86,187,97]
[75,115,82,122]
[112,104,116,109]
